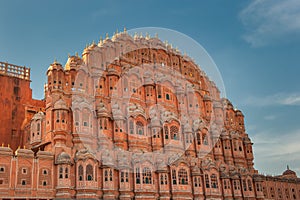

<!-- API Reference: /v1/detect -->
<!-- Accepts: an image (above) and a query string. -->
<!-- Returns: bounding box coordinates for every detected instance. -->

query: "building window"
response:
[136,168,140,184]
[22,168,27,174]
[21,179,26,185]
[86,164,93,181]
[59,167,63,179]
[166,93,170,100]
[43,169,48,175]
[0,166,5,172]
[0,179,3,185]
[178,168,188,185]
[205,174,210,188]
[136,121,144,135]
[43,181,47,186]
[196,132,201,145]
[164,126,169,139]
[203,134,208,145]
[129,120,134,134]
[121,171,129,183]
[170,126,179,140]
[172,169,177,185]
[248,179,252,191]
[142,167,152,184]
[65,167,69,178]
[243,179,247,191]
[78,165,83,181]
[211,174,218,188]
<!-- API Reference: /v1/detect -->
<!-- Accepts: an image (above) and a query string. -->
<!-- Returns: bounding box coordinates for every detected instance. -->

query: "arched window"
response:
[196,132,201,145]
[170,126,179,140]
[178,168,188,185]
[120,171,129,183]
[82,109,90,127]
[172,169,177,185]
[211,174,218,188]
[136,121,144,135]
[164,126,169,139]
[205,174,210,188]
[203,133,208,145]
[59,167,63,179]
[136,167,140,184]
[109,169,113,181]
[78,165,83,181]
[37,123,40,131]
[75,110,79,126]
[65,167,68,178]
[166,93,170,100]
[86,164,93,181]
[248,179,252,191]
[129,119,134,134]
[142,167,152,184]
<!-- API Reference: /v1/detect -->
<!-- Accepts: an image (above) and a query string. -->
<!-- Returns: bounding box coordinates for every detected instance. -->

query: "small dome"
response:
[56,152,71,164]
[282,165,297,177]
[32,111,44,120]
[65,55,83,71]
[96,102,109,118]
[54,98,68,110]
[47,60,63,72]
[151,116,161,127]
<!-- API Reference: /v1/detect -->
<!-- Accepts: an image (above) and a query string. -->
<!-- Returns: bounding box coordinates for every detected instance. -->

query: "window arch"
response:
[170,125,179,140]
[78,165,83,181]
[136,121,144,135]
[178,168,188,185]
[142,167,152,184]
[86,164,93,181]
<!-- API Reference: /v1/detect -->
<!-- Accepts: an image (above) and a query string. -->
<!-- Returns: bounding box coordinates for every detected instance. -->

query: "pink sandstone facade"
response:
[0,29,299,200]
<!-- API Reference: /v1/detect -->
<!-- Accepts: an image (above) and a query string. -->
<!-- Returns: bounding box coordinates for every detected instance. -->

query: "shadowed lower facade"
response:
[0,30,299,200]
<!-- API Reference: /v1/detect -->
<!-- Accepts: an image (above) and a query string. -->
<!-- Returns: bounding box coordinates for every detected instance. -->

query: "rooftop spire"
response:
[287,165,290,170]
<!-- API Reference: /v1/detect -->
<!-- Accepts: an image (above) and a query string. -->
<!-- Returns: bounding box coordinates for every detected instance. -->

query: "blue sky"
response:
[1,0,300,175]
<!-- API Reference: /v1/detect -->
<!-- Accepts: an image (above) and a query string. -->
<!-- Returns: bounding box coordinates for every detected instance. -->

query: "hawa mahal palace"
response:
[0,28,299,199]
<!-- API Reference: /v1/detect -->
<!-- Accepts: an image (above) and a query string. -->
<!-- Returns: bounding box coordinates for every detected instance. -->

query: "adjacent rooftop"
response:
[0,61,30,80]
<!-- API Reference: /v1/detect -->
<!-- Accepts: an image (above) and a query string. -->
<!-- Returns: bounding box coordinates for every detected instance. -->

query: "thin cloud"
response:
[253,129,300,175]
[239,0,300,47]
[244,93,300,106]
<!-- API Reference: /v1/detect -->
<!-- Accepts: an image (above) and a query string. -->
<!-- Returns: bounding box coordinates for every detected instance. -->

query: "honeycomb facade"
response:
[0,30,299,199]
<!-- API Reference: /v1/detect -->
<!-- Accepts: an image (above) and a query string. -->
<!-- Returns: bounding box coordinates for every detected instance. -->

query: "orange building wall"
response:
[0,62,45,150]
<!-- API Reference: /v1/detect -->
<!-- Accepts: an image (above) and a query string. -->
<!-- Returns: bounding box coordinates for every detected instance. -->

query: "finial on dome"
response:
[145,32,150,39]
[92,40,95,45]
[68,53,70,58]
[140,32,143,38]
[75,52,79,57]
[287,165,290,170]
[155,33,158,38]
[106,33,109,39]
[116,28,119,34]
[124,27,127,33]
[54,58,58,63]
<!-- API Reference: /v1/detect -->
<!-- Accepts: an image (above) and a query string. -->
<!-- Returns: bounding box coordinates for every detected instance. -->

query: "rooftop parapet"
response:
[0,61,30,80]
